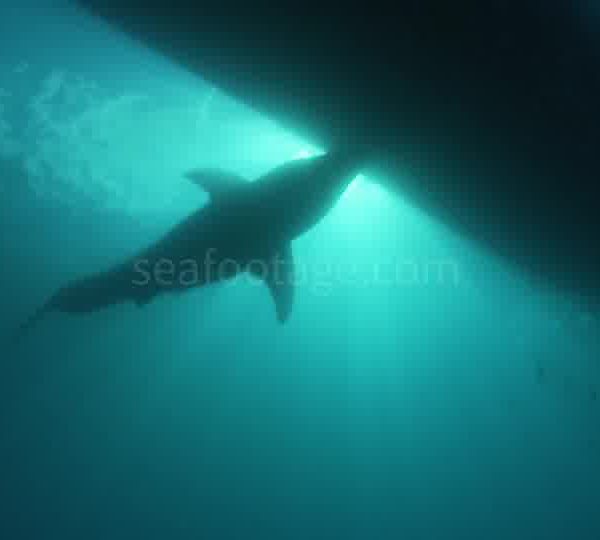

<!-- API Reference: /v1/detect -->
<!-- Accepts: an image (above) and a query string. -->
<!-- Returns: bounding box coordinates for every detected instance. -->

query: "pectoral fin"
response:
[252,245,295,323]
[184,168,248,201]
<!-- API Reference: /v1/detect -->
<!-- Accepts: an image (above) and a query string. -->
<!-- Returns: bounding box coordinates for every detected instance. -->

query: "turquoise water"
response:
[1,3,598,539]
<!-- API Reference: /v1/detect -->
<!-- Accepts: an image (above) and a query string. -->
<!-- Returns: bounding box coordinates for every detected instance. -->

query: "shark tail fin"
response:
[6,302,53,348]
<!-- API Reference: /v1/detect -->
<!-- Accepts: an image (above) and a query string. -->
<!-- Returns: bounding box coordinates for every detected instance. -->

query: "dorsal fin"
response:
[184,168,248,201]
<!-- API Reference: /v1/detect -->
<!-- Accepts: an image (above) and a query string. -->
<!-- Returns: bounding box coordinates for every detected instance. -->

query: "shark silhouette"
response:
[10,151,364,342]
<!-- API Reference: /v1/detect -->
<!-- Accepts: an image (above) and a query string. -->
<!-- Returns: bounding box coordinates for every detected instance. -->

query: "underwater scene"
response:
[1,2,599,539]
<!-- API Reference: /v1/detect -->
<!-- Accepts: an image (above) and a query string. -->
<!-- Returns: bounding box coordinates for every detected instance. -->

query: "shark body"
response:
[11,152,363,341]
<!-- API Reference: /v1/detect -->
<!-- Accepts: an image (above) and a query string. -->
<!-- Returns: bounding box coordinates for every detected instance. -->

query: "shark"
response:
[10,151,365,342]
